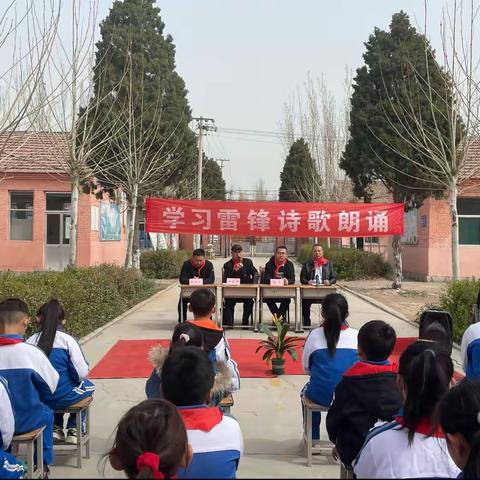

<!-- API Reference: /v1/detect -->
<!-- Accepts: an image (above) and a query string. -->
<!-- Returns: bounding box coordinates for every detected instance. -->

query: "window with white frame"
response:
[10,192,33,240]
[458,198,480,245]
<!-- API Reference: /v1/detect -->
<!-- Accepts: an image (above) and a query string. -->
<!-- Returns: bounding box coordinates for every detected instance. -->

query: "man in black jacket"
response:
[262,245,295,321]
[222,244,259,327]
[177,248,215,323]
[326,320,402,468]
[300,244,336,327]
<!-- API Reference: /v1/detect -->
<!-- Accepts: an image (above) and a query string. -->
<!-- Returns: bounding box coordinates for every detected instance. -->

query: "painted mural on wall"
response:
[100,202,122,241]
[402,208,418,245]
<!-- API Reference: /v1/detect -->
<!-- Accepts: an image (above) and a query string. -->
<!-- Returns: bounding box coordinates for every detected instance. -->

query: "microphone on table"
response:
[315,274,320,286]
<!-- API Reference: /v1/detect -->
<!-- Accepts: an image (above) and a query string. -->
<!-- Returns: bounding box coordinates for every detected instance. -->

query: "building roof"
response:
[461,138,480,180]
[0,132,69,173]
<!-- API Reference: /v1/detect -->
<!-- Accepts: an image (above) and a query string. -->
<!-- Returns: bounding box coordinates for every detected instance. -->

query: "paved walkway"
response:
[50,256,462,478]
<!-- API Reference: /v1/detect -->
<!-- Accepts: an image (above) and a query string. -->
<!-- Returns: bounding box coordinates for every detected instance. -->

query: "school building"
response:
[0,132,126,271]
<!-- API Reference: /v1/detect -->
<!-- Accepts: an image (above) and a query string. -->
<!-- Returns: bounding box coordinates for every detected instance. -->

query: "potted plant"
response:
[255,314,304,375]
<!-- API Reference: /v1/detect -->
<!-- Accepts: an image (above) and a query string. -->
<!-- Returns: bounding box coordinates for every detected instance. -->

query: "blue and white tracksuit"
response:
[0,335,59,465]
[27,331,95,429]
[177,405,243,479]
[353,415,460,478]
[302,325,358,439]
[460,322,480,380]
[0,377,25,478]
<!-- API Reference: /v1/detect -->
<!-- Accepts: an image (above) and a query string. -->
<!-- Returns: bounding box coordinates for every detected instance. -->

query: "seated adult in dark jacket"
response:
[177,248,215,323]
[222,244,259,327]
[300,244,336,327]
[262,245,295,322]
[326,320,402,469]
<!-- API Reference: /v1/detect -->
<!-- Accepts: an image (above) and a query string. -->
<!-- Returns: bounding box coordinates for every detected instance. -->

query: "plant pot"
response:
[271,357,286,375]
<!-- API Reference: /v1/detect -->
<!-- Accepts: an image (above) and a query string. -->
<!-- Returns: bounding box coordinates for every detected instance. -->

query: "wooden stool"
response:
[219,393,234,414]
[302,395,333,467]
[53,396,93,468]
[11,426,45,479]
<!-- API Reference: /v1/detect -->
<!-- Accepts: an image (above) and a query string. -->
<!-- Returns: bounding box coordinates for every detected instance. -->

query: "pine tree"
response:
[202,158,226,200]
[278,138,322,202]
[340,11,455,288]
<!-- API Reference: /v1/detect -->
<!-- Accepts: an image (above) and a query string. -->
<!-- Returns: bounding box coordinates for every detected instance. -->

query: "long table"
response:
[178,283,339,331]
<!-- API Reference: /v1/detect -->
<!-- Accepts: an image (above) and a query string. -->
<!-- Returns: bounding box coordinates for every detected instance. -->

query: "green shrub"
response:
[140,249,190,279]
[439,279,480,343]
[0,265,155,339]
[296,244,391,281]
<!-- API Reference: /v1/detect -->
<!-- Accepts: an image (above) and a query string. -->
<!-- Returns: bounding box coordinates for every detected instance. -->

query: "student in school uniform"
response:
[460,320,480,380]
[0,376,26,479]
[27,299,95,444]
[353,341,460,479]
[0,299,59,473]
[302,293,358,441]
[178,249,215,323]
[162,346,244,479]
[326,320,402,468]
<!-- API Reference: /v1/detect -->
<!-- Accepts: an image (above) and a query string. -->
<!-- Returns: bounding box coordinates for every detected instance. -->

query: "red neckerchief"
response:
[0,336,24,346]
[320,323,349,331]
[344,361,397,377]
[395,415,445,438]
[179,407,223,432]
[233,257,243,272]
[274,258,286,275]
[188,317,223,332]
[190,259,206,277]
[313,256,328,268]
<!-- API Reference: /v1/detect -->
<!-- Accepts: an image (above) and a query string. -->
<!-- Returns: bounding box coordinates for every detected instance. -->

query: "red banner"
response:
[145,198,404,238]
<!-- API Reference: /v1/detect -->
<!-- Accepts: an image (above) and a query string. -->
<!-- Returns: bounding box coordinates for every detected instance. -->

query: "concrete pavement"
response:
[50,255,461,478]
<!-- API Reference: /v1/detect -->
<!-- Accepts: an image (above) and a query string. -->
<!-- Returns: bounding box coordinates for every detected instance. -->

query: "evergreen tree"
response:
[340,12,455,288]
[202,158,226,200]
[279,138,322,202]
[86,0,196,194]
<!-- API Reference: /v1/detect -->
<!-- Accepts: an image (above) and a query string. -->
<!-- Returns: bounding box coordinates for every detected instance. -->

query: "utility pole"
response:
[214,157,230,171]
[192,117,216,249]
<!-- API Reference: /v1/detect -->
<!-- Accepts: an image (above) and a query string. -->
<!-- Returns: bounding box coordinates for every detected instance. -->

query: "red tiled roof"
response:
[0,132,69,173]
[460,138,480,180]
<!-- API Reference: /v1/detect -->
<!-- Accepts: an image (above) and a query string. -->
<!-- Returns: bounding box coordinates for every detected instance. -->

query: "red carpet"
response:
[89,336,427,380]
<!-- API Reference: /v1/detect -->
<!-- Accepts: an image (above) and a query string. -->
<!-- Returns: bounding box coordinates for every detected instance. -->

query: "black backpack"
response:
[418,309,453,355]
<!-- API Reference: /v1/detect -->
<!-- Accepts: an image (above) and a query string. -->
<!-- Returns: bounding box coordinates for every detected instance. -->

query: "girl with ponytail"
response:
[354,340,460,478]
[440,380,480,479]
[109,399,192,479]
[27,299,95,445]
[301,293,358,441]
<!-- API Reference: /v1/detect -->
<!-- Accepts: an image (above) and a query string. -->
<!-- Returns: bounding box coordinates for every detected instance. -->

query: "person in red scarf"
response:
[262,245,296,321]
[222,244,259,327]
[300,244,337,327]
[178,249,215,323]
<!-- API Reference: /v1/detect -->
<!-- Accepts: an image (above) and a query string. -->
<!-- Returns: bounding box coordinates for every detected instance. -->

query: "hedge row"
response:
[297,243,392,281]
[140,249,190,279]
[0,264,156,339]
[439,279,480,343]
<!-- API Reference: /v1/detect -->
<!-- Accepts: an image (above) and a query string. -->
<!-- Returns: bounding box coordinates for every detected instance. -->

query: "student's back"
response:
[302,294,358,406]
[162,346,243,479]
[461,321,480,380]
[326,321,402,467]
[353,341,460,479]
[27,329,92,406]
[0,338,58,433]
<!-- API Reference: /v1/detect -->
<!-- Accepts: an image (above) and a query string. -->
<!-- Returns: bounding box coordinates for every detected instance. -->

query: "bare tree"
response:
[254,178,268,201]
[0,0,60,165]
[94,52,190,269]
[279,70,352,203]
[373,0,480,280]
[36,0,125,267]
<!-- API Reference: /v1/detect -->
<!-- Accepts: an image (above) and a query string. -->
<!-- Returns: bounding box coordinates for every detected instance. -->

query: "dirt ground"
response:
[341,279,448,322]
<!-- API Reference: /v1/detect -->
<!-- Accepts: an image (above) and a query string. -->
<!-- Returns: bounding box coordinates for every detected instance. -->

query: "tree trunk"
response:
[449,182,460,281]
[391,234,403,289]
[69,177,80,267]
[125,184,138,269]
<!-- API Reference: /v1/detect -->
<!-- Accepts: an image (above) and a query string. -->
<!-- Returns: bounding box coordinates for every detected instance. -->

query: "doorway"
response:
[45,193,71,271]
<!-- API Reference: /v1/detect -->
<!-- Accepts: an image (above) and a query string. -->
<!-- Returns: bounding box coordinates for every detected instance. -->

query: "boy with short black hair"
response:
[162,347,244,479]
[326,320,402,469]
[188,288,240,392]
[0,298,59,473]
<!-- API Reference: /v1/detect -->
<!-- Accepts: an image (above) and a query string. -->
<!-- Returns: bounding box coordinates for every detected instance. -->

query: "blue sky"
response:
[64,1,452,193]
